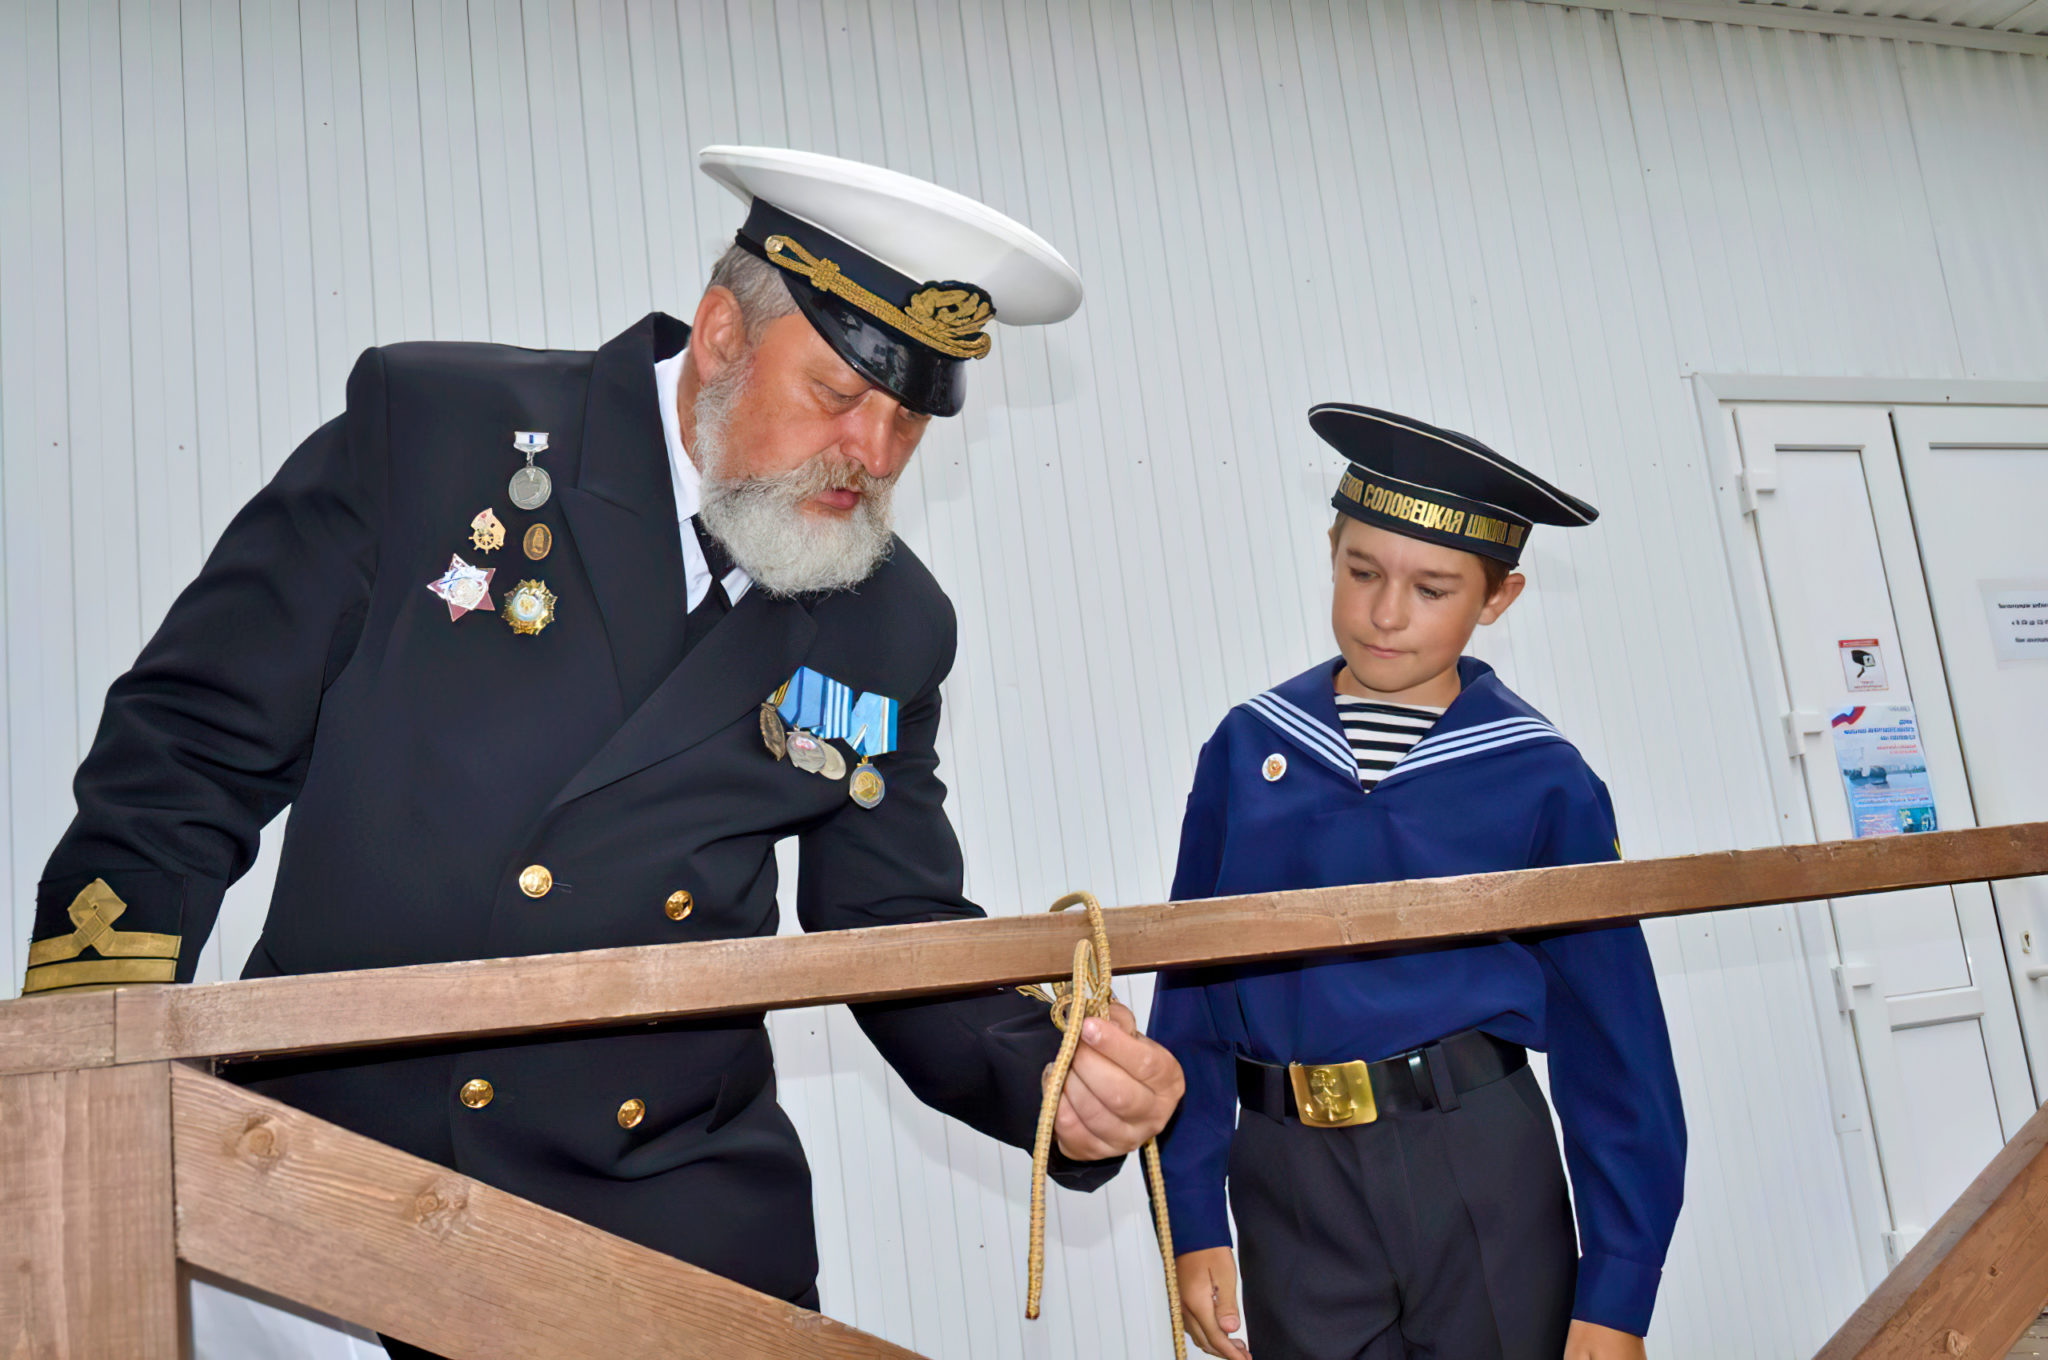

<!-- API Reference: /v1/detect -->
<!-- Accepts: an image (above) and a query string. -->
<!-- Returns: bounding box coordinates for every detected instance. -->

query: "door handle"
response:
[2026,965,2048,982]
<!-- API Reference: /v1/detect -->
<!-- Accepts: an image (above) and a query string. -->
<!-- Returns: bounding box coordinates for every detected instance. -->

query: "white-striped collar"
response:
[1244,691,1356,780]
[1376,716,1565,789]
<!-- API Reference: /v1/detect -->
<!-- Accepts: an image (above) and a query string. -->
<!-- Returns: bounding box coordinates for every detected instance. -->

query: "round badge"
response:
[1262,753,1288,782]
[509,465,553,511]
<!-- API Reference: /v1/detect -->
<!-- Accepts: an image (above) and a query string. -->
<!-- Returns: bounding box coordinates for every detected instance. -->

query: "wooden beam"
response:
[0,990,116,1074]
[0,1062,182,1358]
[168,1065,921,1360]
[2,821,2043,1074]
[1814,1099,2048,1359]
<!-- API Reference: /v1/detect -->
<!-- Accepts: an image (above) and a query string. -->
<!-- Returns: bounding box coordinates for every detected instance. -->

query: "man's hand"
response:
[1176,1246,1250,1359]
[1565,1319,1646,1360]
[1045,1000,1184,1161]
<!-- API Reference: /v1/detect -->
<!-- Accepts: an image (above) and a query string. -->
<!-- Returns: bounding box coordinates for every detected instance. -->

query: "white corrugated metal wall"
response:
[4,2,2045,1356]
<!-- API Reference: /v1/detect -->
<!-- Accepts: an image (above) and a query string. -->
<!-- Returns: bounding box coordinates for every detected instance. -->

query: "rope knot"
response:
[1025,891,1185,1359]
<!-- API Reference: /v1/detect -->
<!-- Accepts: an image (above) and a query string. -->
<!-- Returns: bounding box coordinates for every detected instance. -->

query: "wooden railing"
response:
[4,822,2047,1358]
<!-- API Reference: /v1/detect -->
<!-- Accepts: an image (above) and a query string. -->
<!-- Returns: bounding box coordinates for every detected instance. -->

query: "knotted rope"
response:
[1026,891,1186,1360]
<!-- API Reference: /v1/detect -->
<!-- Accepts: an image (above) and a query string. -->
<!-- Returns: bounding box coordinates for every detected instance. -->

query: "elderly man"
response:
[23,147,1182,1355]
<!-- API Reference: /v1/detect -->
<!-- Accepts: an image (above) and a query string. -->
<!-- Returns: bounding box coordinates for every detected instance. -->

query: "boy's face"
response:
[1329,517,1523,700]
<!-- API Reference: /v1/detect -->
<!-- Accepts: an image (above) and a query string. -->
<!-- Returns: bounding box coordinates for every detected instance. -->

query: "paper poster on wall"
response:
[1831,704,1937,838]
[1837,639,1888,691]
[1980,580,2048,663]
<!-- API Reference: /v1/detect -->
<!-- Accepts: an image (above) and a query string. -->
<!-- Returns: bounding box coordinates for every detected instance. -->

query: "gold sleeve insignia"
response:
[22,879,180,993]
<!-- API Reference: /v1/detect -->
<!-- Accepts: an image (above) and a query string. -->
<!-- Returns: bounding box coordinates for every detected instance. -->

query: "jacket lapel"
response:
[559,312,691,713]
[547,589,819,810]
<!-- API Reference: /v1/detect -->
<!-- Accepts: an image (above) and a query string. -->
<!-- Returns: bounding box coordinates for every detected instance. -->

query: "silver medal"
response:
[510,432,552,510]
[788,730,829,774]
[817,742,848,781]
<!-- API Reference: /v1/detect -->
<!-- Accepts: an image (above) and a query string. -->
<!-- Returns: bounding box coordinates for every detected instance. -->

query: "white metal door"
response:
[1732,403,2035,1266]
[1892,407,2048,1090]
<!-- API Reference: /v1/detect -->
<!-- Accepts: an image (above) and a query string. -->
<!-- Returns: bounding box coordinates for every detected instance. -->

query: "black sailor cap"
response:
[1311,403,1598,566]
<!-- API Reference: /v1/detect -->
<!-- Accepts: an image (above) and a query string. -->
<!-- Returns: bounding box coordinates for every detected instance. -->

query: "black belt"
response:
[1235,1029,1526,1128]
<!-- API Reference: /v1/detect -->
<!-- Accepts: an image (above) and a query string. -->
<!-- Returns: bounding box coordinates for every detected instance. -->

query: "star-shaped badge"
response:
[427,554,497,620]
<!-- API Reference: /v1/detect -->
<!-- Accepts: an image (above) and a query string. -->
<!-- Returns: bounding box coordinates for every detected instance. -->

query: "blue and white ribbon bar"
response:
[849,691,899,758]
[777,668,897,756]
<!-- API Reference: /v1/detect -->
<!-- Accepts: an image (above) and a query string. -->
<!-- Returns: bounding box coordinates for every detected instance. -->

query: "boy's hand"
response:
[1176,1247,1250,1360]
[1564,1320,1646,1360]
[1046,1000,1185,1161]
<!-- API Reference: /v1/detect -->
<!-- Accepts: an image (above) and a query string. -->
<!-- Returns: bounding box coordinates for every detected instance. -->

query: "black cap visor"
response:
[786,284,967,418]
[736,200,971,418]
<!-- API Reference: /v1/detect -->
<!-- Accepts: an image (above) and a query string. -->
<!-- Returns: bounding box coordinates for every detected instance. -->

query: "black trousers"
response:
[1228,1064,1577,1360]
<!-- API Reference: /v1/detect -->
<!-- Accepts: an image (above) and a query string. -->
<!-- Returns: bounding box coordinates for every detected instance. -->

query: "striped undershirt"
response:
[1333,695,1445,792]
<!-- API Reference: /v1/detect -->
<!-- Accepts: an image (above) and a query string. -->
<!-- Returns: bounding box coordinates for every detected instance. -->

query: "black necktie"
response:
[682,516,734,656]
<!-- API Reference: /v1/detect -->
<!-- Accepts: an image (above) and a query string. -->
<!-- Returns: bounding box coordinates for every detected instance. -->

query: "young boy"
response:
[1151,404,1685,1360]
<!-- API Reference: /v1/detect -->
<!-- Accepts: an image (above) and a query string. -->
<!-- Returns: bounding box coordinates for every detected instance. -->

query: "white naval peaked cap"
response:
[699,146,1084,325]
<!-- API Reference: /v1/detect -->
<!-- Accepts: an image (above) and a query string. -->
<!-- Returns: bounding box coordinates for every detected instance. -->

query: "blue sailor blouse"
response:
[1148,657,1687,1336]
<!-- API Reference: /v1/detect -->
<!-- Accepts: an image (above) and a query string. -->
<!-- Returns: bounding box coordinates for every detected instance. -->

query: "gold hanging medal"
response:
[760,704,788,760]
[850,758,887,809]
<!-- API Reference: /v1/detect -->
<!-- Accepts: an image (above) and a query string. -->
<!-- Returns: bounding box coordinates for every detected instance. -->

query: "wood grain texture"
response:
[167,1064,921,1360]
[1815,1099,2048,1359]
[0,1062,180,1359]
[0,989,114,1074]
[0,821,2035,1074]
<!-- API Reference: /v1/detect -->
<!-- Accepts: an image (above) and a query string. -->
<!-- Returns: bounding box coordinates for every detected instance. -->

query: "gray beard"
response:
[693,358,899,597]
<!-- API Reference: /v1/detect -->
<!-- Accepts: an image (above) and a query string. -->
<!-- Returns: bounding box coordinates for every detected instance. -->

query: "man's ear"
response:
[690,286,749,383]
[1477,572,1526,624]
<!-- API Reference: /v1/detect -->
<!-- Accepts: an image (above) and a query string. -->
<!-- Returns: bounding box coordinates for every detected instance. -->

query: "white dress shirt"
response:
[654,349,754,611]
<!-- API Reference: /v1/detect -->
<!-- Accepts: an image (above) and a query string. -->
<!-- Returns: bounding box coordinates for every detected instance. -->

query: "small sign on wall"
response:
[1831,704,1937,838]
[1980,581,2048,664]
[1838,639,1889,692]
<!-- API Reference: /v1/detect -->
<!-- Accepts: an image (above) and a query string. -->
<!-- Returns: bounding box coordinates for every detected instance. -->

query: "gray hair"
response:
[706,244,798,341]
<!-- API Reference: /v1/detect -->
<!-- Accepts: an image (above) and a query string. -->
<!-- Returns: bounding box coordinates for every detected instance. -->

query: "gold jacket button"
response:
[518,864,553,898]
[664,890,694,921]
[459,1078,494,1109]
[617,1098,647,1129]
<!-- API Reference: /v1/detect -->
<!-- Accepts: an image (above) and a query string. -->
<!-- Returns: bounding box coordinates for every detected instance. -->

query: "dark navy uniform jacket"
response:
[1149,656,1686,1336]
[28,312,1112,1300]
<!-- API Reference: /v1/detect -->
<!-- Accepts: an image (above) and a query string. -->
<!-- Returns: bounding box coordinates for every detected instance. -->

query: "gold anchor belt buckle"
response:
[1288,1060,1379,1128]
